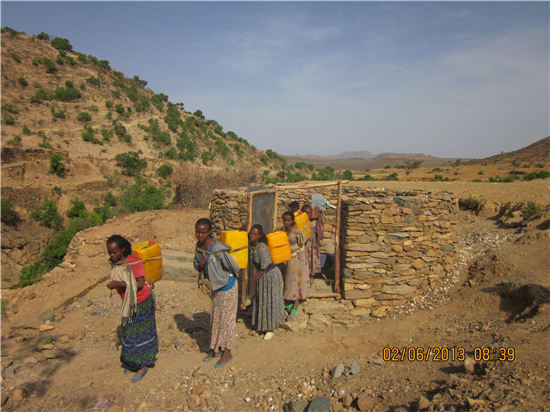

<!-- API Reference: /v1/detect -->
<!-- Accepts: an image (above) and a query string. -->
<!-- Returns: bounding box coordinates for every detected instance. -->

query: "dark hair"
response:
[250,224,268,244]
[282,211,295,225]
[289,201,300,210]
[196,218,212,230]
[301,204,312,213]
[107,234,132,257]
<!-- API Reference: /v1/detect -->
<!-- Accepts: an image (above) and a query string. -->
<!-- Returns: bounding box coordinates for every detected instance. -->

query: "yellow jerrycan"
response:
[132,241,163,284]
[266,231,292,264]
[294,211,312,239]
[220,230,248,269]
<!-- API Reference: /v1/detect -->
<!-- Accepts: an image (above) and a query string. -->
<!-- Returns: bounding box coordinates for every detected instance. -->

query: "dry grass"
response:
[172,164,260,208]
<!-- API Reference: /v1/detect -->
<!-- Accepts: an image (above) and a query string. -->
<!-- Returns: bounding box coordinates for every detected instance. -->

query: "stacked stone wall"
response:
[209,185,459,314]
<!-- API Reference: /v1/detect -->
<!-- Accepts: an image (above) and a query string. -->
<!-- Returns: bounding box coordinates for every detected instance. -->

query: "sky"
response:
[1,1,548,159]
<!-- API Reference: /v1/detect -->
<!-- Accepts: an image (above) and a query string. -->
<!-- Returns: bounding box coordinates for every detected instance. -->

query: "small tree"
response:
[404,159,424,175]
[49,154,65,177]
[36,31,50,41]
[50,37,72,50]
[1,198,20,225]
[115,152,147,176]
[156,164,174,179]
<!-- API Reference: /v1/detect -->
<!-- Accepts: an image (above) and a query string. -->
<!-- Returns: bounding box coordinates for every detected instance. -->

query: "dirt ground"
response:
[1,181,549,412]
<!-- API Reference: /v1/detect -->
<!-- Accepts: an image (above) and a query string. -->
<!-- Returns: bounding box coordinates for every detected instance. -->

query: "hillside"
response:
[0,28,285,286]
[479,136,550,164]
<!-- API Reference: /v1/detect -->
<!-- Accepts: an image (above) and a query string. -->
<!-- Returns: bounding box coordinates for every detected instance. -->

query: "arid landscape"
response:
[1,28,550,412]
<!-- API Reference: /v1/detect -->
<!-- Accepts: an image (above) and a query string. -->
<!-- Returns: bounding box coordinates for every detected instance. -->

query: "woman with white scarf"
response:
[107,235,158,383]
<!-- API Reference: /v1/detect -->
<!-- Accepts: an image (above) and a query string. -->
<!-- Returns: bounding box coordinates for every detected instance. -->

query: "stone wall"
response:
[209,185,459,314]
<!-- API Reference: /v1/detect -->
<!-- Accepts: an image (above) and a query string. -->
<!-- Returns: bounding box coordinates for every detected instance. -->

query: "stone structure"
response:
[209,185,459,314]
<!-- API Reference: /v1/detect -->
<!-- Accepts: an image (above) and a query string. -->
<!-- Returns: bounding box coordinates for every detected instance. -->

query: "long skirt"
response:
[120,294,159,370]
[283,250,311,301]
[252,267,285,332]
[210,281,238,351]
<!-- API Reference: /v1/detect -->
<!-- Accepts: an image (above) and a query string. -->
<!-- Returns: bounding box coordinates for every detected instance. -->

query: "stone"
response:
[4,367,15,378]
[39,324,54,332]
[56,335,69,343]
[1,393,8,406]
[345,290,372,300]
[353,298,376,308]
[192,366,204,378]
[383,285,416,295]
[40,344,55,350]
[394,407,410,412]
[418,396,430,410]
[12,388,24,402]
[23,356,38,364]
[369,358,385,366]
[331,363,345,379]
[371,308,387,318]
[349,361,360,375]
[202,389,212,398]
[411,259,425,269]
[39,310,55,321]
[287,400,308,412]
[192,384,204,395]
[441,245,454,251]
[463,357,476,374]
[187,394,201,408]
[356,393,374,411]
[307,396,331,412]
[92,396,115,411]
[342,394,353,407]
[10,317,43,330]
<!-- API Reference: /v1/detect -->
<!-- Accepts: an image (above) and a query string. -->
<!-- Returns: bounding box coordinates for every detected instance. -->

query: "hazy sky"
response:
[2,1,548,159]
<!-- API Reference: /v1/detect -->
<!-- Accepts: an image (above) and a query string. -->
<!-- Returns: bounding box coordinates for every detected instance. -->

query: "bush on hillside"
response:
[76,112,92,122]
[17,77,28,87]
[66,198,87,218]
[31,199,64,231]
[1,198,20,225]
[36,31,50,41]
[29,88,54,103]
[42,58,57,74]
[114,152,147,176]
[113,123,131,142]
[49,154,65,177]
[156,165,174,179]
[55,86,81,102]
[50,37,72,50]
[118,184,166,213]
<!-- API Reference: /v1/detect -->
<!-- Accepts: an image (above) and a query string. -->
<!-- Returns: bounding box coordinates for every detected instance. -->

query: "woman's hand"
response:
[107,281,118,290]
[107,280,126,290]
[197,254,207,271]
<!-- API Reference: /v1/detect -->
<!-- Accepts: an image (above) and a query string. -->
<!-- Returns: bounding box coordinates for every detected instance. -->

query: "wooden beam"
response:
[272,180,349,190]
[242,193,254,310]
[334,180,343,294]
[311,293,341,299]
[273,188,278,233]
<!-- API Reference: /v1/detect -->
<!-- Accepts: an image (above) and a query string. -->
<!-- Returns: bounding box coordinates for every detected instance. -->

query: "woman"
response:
[249,224,285,340]
[193,218,239,368]
[301,204,324,280]
[106,235,158,383]
[281,211,310,314]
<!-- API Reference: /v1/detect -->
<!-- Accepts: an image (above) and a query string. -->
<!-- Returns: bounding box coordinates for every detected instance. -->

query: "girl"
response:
[193,218,239,368]
[301,204,324,280]
[106,235,158,383]
[249,224,285,340]
[281,211,310,314]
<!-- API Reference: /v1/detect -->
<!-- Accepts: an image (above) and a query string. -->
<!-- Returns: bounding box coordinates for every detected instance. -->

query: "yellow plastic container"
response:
[132,241,163,284]
[220,230,248,269]
[294,211,312,239]
[266,231,292,264]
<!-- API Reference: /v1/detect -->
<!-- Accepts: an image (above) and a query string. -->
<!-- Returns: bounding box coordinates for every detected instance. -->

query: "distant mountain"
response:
[333,150,376,159]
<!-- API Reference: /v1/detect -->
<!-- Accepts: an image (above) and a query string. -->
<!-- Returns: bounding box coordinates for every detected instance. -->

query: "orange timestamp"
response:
[382,347,516,362]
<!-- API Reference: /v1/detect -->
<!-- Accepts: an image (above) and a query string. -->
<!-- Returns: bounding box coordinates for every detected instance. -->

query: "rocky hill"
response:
[0,28,284,287]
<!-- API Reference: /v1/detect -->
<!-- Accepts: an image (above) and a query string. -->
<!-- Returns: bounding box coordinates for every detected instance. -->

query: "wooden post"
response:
[334,180,343,294]
[242,193,254,310]
[273,188,278,232]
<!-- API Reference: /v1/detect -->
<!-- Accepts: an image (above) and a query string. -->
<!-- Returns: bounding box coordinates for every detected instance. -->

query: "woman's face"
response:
[282,215,294,229]
[303,207,312,219]
[107,243,125,262]
[249,228,261,244]
[290,205,299,213]
[195,224,212,245]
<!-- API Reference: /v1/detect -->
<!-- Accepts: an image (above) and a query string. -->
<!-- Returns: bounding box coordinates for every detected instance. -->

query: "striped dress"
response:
[251,242,285,332]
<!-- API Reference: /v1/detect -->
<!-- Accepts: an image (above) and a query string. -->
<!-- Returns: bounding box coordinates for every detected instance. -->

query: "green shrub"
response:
[201,150,215,165]
[17,77,28,87]
[523,202,541,220]
[118,184,166,213]
[144,118,171,144]
[31,199,64,230]
[81,124,102,145]
[151,93,168,111]
[523,170,550,181]
[85,76,100,87]
[1,26,19,37]
[55,86,81,102]
[1,198,20,225]
[101,128,111,140]
[115,103,124,114]
[52,186,62,196]
[7,134,22,146]
[382,172,399,181]
[78,53,88,63]
[465,196,479,210]
[156,165,174,179]
[43,58,57,74]
[113,123,131,142]
[114,152,147,176]
[49,154,66,177]
[2,103,19,114]
[36,31,50,41]
[66,56,76,65]
[97,60,110,70]
[30,88,54,103]
[105,101,113,109]
[32,58,42,66]
[11,53,21,63]
[66,198,87,218]
[77,112,92,122]
[19,261,45,288]
[50,106,66,119]
[3,114,15,125]
[473,179,483,183]
[50,37,72,50]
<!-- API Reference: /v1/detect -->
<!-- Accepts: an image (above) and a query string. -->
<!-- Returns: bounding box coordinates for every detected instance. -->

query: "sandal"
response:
[285,303,294,309]
[290,303,300,315]
[203,352,222,362]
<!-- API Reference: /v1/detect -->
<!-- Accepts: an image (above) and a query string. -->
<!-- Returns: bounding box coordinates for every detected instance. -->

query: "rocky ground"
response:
[1,182,549,412]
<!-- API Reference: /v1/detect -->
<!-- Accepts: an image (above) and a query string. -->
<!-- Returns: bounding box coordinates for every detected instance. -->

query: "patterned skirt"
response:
[210,281,238,351]
[252,267,285,332]
[120,294,159,370]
